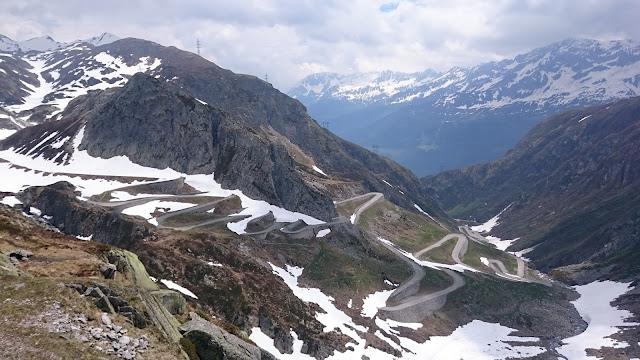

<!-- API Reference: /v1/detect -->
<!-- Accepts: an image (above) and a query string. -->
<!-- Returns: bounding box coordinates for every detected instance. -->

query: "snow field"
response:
[557,281,638,359]
[0,127,324,234]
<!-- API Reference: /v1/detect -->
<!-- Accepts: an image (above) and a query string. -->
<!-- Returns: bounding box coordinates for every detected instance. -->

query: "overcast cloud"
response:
[2,0,638,90]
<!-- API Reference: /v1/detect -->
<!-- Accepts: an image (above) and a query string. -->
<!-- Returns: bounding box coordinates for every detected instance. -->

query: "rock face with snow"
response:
[289,39,640,175]
[0,35,447,222]
[180,313,277,360]
[423,96,640,277]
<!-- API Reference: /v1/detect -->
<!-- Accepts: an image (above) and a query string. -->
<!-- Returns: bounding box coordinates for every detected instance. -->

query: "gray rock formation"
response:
[179,313,277,360]
[151,290,186,315]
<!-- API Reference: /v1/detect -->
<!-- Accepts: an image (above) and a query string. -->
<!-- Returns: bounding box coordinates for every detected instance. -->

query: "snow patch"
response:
[160,279,198,299]
[558,281,638,359]
[360,289,394,318]
[1,196,22,207]
[484,236,518,251]
[316,229,331,238]
[76,234,93,241]
[470,204,512,233]
[312,165,327,176]
[579,114,592,123]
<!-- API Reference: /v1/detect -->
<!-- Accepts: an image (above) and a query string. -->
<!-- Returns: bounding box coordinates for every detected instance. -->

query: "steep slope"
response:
[0,36,447,223]
[290,39,640,175]
[423,96,640,277]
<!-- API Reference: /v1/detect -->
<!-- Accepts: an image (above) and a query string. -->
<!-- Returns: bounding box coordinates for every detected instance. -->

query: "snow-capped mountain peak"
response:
[0,33,121,53]
[290,38,640,110]
[290,69,441,103]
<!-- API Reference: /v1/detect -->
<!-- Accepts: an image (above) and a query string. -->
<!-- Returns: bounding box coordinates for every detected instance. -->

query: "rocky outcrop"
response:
[17,181,156,249]
[423,97,640,276]
[68,73,336,221]
[104,249,159,291]
[179,313,277,360]
[151,290,186,315]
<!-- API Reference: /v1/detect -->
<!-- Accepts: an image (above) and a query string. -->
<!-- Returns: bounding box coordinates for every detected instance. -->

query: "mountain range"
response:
[289,38,640,175]
[0,33,638,360]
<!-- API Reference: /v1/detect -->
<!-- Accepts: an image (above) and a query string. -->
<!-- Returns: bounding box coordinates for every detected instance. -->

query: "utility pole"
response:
[196,39,201,56]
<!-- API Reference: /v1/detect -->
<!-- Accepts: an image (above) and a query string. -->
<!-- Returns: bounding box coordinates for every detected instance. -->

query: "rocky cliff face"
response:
[423,97,640,277]
[0,37,447,224]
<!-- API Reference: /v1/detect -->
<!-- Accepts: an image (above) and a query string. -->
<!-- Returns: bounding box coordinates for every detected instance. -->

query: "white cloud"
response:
[1,0,638,90]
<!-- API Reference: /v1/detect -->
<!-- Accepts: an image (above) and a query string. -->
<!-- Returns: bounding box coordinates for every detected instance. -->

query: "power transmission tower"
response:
[265,74,269,83]
[322,121,330,131]
[372,145,379,154]
[196,39,201,56]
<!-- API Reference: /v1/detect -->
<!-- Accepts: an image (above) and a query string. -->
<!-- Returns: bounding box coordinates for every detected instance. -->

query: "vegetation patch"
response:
[463,240,518,274]
[359,200,448,253]
[418,268,454,294]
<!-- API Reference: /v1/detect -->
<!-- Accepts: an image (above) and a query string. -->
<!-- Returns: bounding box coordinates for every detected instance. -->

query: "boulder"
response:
[151,290,186,315]
[104,250,158,291]
[8,249,33,261]
[100,263,118,279]
[0,253,21,276]
[179,312,276,360]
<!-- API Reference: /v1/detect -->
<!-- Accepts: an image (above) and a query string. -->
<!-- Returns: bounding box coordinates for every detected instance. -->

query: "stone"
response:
[101,313,112,326]
[95,296,115,314]
[99,263,117,279]
[84,287,105,298]
[119,336,131,345]
[123,349,136,360]
[90,328,104,339]
[150,290,186,315]
[180,312,269,360]
[8,249,33,260]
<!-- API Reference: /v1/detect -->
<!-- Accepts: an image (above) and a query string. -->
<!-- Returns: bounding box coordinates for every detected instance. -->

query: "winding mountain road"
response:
[335,192,383,225]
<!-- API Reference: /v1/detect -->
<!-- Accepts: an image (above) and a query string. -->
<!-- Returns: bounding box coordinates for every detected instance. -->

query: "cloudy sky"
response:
[2,0,639,90]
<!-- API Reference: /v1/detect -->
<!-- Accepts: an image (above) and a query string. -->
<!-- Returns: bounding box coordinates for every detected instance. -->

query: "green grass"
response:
[306,242,409,292]
[358,200,448,253]
[419,239,456,265]
[161,212,219,227]
[463,240,518,274]
[336,196,372,217]
[419,268,454,293]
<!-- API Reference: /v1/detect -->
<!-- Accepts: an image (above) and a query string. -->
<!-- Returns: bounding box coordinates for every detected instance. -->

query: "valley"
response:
[0,31,638,360]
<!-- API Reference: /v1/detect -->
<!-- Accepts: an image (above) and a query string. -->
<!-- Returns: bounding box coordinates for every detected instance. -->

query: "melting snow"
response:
[312,165,327,176]
[484,235,518,251]
[121,200,195,224]
[0,129,16,140]
[579,114,592,123]
[382,180,393,187]
[250,329,315,360]
[316,229,331,238]
[0,127,324,234]
[1,196,22,207]
[470,204,512,233]
[480,257,490,267]
[160,279,198,299]
[360,289,394,318]
[76,234,93,241]
[557,281,638,359]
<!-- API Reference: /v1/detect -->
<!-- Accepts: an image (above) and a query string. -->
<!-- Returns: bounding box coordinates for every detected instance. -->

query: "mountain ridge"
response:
[288,38,640,175]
